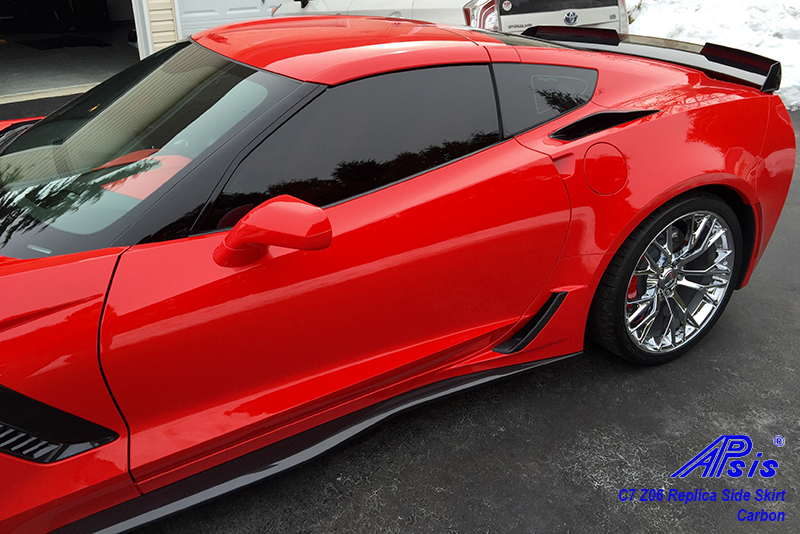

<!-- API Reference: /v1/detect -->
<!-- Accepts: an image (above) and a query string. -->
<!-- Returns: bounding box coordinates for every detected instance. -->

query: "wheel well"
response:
[695,185,755,289]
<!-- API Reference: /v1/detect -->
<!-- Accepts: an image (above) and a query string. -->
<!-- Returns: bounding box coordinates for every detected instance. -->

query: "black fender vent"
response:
[550,110,660,141]
[0,385,118,463]
[493,291,568,354]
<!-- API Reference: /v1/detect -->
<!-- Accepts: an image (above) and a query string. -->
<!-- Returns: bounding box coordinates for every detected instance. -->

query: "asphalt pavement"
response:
[3,99,797,534]
[137,112,800,534]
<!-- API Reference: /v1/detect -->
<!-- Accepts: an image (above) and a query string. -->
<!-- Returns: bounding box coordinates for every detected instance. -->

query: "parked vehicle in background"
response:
[272,0,629,35]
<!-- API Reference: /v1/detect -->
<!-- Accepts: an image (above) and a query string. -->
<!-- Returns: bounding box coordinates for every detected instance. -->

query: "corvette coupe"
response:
[0,16,794,534]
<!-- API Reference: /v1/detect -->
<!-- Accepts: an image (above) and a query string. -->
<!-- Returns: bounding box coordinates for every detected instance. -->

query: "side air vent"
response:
[550,110,660,141]
[0,385,118,463]
[0,423,97,463]
[493,292,568,354]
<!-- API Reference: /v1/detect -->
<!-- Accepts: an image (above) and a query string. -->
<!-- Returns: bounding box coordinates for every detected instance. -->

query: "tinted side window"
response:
[202,65,499,230]
[494,63,597,137]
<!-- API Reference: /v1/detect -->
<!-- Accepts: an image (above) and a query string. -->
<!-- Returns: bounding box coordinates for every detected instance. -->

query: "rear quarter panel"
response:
[750,95,796,282]
[513,48,784,276]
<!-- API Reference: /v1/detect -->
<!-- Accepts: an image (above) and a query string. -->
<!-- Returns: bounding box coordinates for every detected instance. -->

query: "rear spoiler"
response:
[523,26,782,93]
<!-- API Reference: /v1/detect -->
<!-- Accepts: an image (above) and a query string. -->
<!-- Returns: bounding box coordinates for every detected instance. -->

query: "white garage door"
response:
[176,0,277,38]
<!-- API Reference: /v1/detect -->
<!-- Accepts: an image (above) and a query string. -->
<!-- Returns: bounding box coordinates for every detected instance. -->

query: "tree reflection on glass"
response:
[535,88,589,114]
[208,131,499,229]
[0,160,156,246]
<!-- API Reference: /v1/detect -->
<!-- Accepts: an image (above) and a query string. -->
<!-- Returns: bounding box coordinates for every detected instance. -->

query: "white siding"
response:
[148,0,179,51]
[175,1,276,38]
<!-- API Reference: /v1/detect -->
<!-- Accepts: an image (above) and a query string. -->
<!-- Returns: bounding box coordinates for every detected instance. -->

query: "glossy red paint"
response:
[512,52,784,285]
[100,139,570,489]
[214,195,333,267]
[193,17,491,85]
[0,16,795,534]
[583,143,627,195]
[0,249,138,533]
[748,95,797,281]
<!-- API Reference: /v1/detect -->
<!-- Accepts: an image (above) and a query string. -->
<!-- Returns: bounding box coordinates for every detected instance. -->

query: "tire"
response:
[588,193,743,365]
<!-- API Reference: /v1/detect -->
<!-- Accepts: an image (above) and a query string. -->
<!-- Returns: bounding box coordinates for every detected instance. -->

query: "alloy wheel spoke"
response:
[628,293,657,306]
[656,303,674,351]
[678,219,725,265]
[681,249,733,276]
[653,237,672,264]
[639,312,658,343]
[624,210,734,354]
[627,302,650,323]
[667,291,689,344]
[676,278,728,292]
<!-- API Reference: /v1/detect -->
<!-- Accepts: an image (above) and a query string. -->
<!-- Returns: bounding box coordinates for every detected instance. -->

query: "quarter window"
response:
[494,63,598,137]
[202,65,499,230]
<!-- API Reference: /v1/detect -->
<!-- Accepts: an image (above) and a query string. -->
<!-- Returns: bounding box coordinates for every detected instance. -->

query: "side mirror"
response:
[213,195,332,267]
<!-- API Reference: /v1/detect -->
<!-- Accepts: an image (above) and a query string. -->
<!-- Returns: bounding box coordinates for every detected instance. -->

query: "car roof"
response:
[192,16,510,85]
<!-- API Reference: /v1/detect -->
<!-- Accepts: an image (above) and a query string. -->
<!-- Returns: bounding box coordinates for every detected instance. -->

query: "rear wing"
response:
[522,26,782,93]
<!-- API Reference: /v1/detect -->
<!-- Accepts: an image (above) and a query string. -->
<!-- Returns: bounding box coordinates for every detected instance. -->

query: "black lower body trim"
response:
[52,352,582,534]
[493,291,568,354]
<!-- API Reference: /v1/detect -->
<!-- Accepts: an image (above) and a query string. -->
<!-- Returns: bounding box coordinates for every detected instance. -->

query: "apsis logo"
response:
[671,435,779,478]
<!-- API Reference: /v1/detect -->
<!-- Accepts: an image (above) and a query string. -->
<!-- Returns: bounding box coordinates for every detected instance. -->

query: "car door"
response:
[99,64,571,488]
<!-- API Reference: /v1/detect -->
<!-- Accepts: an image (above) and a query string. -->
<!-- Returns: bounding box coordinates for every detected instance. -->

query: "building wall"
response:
[147,0,179,52]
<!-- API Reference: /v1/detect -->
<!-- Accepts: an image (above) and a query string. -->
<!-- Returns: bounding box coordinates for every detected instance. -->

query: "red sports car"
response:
[0,17,794,533]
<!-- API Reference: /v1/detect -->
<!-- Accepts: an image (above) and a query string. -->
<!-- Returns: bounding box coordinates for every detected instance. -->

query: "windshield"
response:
[0,41,299,259]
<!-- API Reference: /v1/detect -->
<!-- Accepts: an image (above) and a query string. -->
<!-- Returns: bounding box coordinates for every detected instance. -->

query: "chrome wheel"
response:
[624,211,735,354]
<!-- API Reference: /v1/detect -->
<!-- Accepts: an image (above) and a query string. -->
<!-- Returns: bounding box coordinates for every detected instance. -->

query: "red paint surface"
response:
[0,249,138,533]
[100,140,571,486]
[583,142,627,195]
[193,17,490,85]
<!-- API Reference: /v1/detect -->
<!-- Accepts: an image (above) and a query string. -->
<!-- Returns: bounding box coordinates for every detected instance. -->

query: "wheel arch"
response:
[588,178,758,293]
[584,188,746,363]
[692,184,756,289]
[580,180,758,347]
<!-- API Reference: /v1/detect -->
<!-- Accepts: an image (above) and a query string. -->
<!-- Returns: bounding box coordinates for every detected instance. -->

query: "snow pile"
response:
[629,0,800,110]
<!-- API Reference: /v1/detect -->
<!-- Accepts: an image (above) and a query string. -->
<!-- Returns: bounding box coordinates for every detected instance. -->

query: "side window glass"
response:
[202,65,499,231]
[494,63,597,137]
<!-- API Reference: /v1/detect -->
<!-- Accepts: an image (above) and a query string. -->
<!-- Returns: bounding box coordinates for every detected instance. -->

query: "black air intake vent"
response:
[494,291,568,354]
[0,385,118,463]
[0,423,70,462]
[550,109,660,141]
